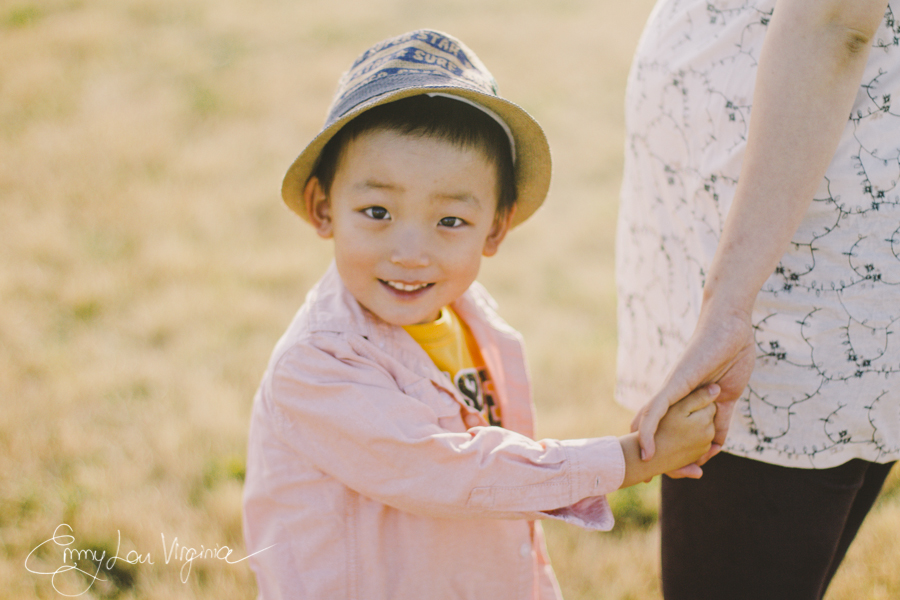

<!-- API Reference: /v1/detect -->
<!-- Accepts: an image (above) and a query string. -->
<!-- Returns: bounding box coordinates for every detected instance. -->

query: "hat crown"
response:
[281,29,551,229]
[326,30,499,127]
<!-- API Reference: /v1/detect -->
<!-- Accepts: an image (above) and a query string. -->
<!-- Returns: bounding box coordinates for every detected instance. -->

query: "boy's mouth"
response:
[380,280,434,293]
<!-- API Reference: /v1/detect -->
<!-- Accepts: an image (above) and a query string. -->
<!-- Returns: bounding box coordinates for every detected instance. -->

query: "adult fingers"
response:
[711,398,736,447]
[636,396,670,460]
[666,463,704,479]
[695,400,735,466]
[696,442,722,466]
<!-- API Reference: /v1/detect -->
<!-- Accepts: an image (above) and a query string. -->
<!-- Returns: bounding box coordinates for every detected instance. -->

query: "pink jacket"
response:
[242,265,626,600]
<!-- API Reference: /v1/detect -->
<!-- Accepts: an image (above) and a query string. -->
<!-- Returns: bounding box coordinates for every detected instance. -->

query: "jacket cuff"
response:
[561,436,626,497]
[537,436,625,531]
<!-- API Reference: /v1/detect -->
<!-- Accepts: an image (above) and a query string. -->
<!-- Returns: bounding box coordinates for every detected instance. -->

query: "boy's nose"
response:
[390,227,431,268]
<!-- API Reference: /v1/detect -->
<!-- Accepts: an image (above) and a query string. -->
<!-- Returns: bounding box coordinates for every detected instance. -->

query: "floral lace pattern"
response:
[616,0,900,467]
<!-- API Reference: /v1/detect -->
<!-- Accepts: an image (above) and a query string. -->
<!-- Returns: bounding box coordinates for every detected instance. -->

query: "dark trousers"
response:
[660,452,895,600]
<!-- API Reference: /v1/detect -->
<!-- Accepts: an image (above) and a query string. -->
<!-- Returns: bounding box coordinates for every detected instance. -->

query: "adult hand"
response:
[631,301,756,477]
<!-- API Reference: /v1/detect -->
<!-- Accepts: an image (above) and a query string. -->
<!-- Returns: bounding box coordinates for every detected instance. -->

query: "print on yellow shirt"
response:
[403,307,501,426]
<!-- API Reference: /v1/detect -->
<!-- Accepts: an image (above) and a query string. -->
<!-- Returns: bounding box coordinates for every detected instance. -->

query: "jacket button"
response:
[520,543,531,558]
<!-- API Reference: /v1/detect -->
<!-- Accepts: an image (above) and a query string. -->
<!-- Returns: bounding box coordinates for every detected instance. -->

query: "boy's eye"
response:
[439,216,466,228]
[362,206,391,220]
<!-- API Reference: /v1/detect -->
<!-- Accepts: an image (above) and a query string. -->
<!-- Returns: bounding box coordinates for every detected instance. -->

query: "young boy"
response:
[242,29,717,600]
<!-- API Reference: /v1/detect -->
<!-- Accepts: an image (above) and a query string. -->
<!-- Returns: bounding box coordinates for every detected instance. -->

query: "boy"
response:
[242,29,717,600]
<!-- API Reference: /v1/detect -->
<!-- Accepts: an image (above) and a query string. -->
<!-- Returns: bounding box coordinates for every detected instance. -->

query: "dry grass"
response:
[2,0,898,598]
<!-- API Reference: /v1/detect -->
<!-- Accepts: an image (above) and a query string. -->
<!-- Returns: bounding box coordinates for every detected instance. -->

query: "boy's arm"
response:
[265,337,625,528]
[620,385,718,488]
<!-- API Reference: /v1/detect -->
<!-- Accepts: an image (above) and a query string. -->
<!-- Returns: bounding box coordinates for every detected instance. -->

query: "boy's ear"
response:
[303,176,333,239]
[482,204,517,257]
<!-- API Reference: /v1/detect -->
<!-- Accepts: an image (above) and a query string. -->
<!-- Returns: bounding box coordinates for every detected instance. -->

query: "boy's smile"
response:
[304,129,514,326]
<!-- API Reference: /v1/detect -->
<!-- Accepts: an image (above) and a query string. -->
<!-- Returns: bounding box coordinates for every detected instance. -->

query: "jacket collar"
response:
[304,263,468,393]
[299,262,530,435]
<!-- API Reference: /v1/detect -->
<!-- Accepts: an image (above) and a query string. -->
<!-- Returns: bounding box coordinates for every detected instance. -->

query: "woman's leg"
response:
[659,452,894,600]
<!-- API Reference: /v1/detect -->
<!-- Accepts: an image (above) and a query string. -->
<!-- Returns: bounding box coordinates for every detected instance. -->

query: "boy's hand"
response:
[619,385,718,488]
[653,384,718,475]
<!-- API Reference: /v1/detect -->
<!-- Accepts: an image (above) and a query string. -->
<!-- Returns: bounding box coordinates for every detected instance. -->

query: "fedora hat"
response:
[281,29,551,228]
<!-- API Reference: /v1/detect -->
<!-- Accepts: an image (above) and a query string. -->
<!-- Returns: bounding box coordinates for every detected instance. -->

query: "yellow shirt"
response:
[403,307,501,426]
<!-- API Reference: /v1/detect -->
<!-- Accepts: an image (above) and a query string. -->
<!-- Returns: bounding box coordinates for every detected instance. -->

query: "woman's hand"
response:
[631,302,755,478]
[619,384,719,488]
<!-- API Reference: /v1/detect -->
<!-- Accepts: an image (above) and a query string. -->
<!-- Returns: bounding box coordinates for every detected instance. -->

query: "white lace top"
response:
[616,0,900,468]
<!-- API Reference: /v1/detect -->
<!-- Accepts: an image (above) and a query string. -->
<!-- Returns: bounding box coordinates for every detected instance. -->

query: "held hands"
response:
[619,385,718,488]
[632,302,756,478]
[653,384,719,473]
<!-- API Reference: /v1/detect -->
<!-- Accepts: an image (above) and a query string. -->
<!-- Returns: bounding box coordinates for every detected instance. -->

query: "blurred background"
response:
[3,0,898,598]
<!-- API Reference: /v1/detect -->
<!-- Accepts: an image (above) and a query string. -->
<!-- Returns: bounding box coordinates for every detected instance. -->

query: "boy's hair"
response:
[312,95,517,219]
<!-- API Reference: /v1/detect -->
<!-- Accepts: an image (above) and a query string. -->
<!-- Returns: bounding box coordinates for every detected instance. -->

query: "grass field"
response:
[3,0,899,598]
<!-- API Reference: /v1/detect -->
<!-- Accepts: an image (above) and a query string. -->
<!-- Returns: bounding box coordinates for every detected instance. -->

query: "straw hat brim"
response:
[281,85,551,229]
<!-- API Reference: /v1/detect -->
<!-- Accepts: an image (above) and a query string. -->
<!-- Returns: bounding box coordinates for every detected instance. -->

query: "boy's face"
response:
[304,129,514,326]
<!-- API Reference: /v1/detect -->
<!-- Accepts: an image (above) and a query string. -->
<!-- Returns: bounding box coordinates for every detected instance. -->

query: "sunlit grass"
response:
[2,0,897,598]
